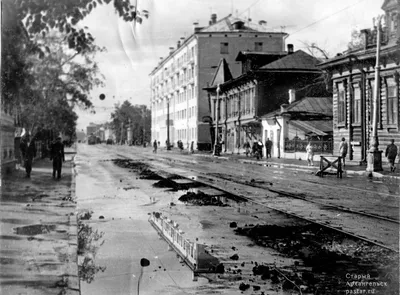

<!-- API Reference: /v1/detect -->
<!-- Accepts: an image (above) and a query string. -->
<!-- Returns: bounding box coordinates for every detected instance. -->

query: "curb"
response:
[192,153,400,180]
[66,154,80,294]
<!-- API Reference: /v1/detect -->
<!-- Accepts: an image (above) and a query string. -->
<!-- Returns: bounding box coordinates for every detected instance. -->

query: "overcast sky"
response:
[75,0,383,131]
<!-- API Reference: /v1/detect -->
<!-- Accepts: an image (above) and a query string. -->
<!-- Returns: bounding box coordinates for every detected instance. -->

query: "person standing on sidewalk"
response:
[20,133,37,178]
[385,139,398,172]
[244,141,250,157]
[190,141,195,154]
[339,137,348,167]
[50,136,65,179]
[153,140,158,153]
[265,138,272,159]
[306,141,314,166]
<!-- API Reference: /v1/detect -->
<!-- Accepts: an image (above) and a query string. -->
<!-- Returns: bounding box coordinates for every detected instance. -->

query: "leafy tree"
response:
[110,101,151,144]
[9,0,149,54]
[16,32,103,136]
[2,0,149,139]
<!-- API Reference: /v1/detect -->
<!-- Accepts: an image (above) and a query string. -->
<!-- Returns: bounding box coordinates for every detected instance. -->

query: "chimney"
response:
[177,40,181,48]
[193,22,200,33]
[169,47,174,55]
[280,104,289,114]
[287,44,294,54]
[288,89,296,104]
[258,20,267,26]
[211,13,217,24]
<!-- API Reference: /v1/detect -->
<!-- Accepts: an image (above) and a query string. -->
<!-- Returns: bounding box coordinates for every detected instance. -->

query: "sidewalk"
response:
[0,149,79,295]
[156,147,400,180]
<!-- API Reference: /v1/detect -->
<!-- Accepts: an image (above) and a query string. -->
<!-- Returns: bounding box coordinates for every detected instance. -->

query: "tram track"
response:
[113,150,399,253]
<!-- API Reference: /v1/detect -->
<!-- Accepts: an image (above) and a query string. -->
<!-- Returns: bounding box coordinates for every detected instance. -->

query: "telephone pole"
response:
[366,15,383,172]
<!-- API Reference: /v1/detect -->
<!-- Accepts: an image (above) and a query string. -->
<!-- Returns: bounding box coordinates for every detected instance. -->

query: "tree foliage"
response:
[110,100,151,144]
[2,0,149,139]
[11,0,149,53]
[17,32,104,136]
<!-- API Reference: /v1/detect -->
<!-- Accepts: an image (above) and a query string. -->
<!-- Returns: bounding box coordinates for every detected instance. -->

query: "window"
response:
[387,85,398,125]
[352,85,361,124]
[254,42,263,51]
[338,88,346,124]
[220,42,229,54]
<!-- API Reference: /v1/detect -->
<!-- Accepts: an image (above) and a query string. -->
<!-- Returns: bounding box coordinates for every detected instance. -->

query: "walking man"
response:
[153,140,158,153]
[265,138,272,159]
[385,139,398,172]
[20,132,36,178]
[244,141,250,157]
[339,137,348,167]
[50,136,65,179]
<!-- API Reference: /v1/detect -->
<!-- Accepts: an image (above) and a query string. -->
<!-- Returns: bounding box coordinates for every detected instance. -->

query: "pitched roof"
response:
[261,97,332,120]
[287,96,332,116]
[259,50,321,71]
[209,58,233,88]
[290,120,332,136]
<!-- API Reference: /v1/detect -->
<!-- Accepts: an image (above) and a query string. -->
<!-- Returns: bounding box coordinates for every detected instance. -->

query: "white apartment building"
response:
[150,13,288,150]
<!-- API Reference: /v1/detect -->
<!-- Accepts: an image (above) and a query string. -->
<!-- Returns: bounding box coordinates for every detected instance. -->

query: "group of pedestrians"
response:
[243,138,272,159]
[20,132,65,179]
[153,140,195,154]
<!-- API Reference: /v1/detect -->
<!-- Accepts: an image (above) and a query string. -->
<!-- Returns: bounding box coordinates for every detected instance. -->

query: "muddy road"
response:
[75,144,399,295]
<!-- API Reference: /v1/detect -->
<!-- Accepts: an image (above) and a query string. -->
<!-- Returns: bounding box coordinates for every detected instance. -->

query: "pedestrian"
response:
[190,141,194,154]
[244,141,250,157]
[306,141,314,166]
[256,139,264,160]
[178,140,184,152]
[153,140,158,153]
[265,138,272,159]
[50,136,65,179]
[20,132,37,178]
[385,139,398,172]
[339,137,348,167]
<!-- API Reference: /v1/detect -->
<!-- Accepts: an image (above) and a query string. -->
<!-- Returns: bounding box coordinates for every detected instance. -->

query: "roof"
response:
[287,96,332,116]
[235,51,287,62]
[208,58,233,89]
[261,97,333,120]
[290,120,332,136]
[200,15,284,33]
[259,50,322,71]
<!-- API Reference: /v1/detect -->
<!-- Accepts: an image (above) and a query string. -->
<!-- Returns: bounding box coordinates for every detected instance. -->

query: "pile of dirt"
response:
[178,191,228,206]
[235,223,399,294]
[112,159,163,180]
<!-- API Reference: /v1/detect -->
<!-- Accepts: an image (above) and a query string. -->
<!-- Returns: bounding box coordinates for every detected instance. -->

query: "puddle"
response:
[14,224,56,235]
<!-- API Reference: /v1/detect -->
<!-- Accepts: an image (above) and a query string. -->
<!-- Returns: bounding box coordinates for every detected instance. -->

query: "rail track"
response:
[111,148,399,252]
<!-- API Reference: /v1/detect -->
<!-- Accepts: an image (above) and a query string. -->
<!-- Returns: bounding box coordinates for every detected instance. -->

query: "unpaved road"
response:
[76,144,399,295]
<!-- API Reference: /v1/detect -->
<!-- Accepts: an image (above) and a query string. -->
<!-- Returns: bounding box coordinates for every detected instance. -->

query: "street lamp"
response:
[367,15,383,172]
[137,258,150,295]
[166,97,171,150]
[213,85,221,156]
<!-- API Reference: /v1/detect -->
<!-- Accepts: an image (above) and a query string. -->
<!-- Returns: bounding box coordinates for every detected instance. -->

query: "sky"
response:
[75,0,384,131]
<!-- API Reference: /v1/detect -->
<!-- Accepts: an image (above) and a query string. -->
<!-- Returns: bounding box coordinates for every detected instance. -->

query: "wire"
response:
[237,0,264,17]
[290,0,368,36]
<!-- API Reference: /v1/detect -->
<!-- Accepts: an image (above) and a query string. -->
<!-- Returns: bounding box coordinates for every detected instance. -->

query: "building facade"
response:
[319,0,400,164]
[149,14,288,150]
[262,94,333,159]
[206,49,326,154]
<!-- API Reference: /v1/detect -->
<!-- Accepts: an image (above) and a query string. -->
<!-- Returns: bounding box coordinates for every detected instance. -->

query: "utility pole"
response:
[166,97,171,150]
[213,85,220,156]
[367,15,383,172]
[142,107,146,147]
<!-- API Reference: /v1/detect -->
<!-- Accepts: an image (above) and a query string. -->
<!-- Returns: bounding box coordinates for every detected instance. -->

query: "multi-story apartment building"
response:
[150,13,288,150]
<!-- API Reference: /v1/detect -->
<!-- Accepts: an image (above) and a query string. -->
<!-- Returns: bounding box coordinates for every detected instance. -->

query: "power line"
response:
[290,0,368,36]
[237,0,264,17]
